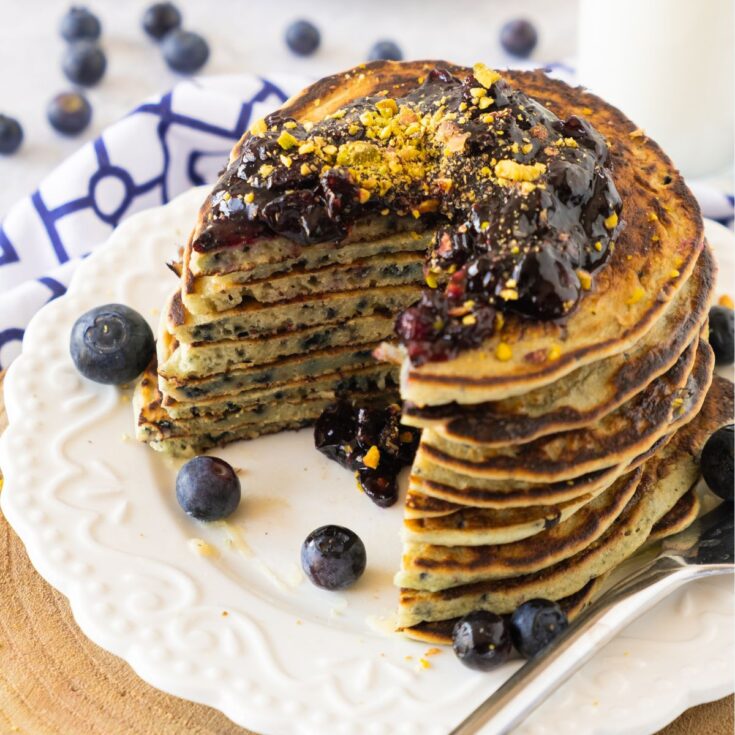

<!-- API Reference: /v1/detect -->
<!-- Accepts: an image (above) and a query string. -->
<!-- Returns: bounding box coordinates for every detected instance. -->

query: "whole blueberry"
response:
[142,2,182,40]
[285,20,320,56]
[62,41,107,86]
[452,611,512,671]
[701,425,734,501]
[709,306,734,365]
[510,599,568,658]
[500,18,538,59]
[162,29,209,73]
[60,6,101,42]
[368,40,403,62]
[70,303,154,384]
[301,525,366,590]
[0,115,23,155]
[176,456,241,521]
[47,91,92,135]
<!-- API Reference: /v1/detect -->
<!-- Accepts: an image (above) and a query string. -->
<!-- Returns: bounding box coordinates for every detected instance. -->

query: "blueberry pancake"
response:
[134,60,723,641]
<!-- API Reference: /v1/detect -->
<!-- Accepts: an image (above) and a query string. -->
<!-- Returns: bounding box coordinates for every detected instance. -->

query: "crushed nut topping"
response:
[196,64,624,365]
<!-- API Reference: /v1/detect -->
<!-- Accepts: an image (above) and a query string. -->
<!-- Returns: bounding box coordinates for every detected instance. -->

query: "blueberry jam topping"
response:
[196,64,623,363]
[314,400,420,507]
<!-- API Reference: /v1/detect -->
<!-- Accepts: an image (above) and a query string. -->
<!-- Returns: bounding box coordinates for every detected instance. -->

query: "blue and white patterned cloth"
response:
[0,70,732,370]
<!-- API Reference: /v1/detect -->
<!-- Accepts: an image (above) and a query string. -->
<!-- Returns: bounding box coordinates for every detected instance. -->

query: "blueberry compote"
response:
[314,400,420,507]
[195,63,623,364]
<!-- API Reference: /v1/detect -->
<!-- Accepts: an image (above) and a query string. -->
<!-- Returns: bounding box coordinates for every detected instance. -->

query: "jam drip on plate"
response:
[196,63,623,364]
[314,400,420,508]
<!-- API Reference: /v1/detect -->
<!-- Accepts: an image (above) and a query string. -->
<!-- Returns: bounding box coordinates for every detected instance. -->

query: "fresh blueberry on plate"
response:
[285,20,320,56]
[510,598,568,658]
[176,456,241,521]
[452,611,512,671]
[70,303,154,384]
[47,91,92,135]
[368,40,403,61]
[701,425,734,501]
[500,18,538,58]
[161,29,209,73]
[0,115,23,155]
[708,305,734,365]
[62,41,107,86]
[142,2,182,40]
[60,6,101,42]
[301,525,366,590]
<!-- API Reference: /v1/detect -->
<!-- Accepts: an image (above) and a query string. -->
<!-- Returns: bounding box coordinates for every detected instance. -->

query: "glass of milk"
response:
[577,0,734,179]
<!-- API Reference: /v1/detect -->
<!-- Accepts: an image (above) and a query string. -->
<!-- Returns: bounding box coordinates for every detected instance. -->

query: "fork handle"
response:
[450,560,729,735]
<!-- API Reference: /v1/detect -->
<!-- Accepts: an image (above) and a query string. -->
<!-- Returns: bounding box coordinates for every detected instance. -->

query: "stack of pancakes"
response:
[134,215,431,454]
[387,69,729,639]
[133,60,733,640]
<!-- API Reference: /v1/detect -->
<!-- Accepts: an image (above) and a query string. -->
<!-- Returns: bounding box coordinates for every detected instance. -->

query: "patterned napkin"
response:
[0,70,732,370]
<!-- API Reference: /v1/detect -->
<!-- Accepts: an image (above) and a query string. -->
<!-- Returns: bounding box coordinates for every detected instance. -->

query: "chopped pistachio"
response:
[250,118,267,136]
[626,284,645,305]
[495,342,513,361]
[363,445,380,469]
[473,62,501,89]
[277,131,298,150]
[548,344,561,361]
[577,269,592,290]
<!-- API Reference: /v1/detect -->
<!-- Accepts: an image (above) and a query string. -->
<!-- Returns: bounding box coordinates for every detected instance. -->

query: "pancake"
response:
[402,575,608,645]
[147,417,316,455]
[136,389,387,444]
[648,488,701,542]
[421,336,711,482]
[402,246,714,446]
[401,491,595,549]
[184,251,424,313]
[397,469,642,590]
[158,313,397,379]
[162,363,398,420]
[396,376,733,628]
[384,69,703,406]
[160,343,384,402]
[186,214,430,277]
[409,451,625,509]
[169,285,422,344]
[407,430,674,513]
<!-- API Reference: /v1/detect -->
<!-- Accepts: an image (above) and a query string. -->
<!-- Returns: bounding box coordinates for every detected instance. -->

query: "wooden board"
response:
[0,372,731,734]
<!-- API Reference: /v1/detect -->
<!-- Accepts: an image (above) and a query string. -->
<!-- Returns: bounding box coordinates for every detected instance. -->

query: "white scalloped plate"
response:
[1,187,733,735]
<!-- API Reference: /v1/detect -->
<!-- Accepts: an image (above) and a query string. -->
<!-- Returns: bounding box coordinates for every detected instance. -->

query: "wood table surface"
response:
[0,372,732,734]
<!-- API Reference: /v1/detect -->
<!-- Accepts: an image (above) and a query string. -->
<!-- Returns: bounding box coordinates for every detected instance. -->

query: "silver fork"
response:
[450,501,735,735]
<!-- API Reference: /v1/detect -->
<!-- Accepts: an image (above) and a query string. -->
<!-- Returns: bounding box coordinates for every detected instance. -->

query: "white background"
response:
[0,0,576,216]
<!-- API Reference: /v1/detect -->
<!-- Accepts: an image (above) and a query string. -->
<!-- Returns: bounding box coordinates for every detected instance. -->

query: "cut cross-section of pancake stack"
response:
[132,59,733,643]
[134,214,433,454]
